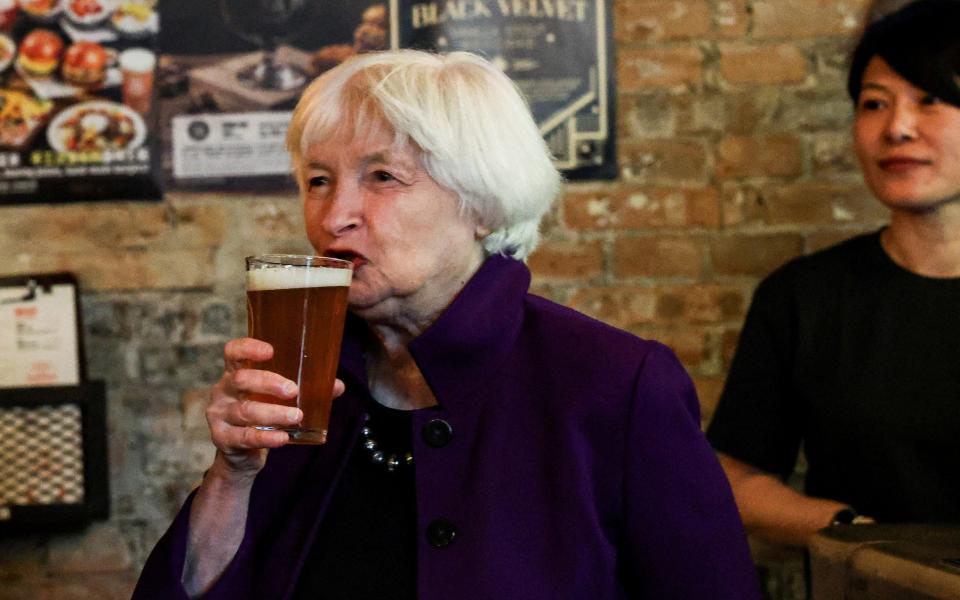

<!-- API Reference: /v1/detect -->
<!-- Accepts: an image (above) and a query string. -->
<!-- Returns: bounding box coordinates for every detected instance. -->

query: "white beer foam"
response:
[247,265,352,290]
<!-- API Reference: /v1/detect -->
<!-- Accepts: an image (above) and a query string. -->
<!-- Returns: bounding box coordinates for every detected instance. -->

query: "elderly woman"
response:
[134,50,759,599]
[708,0,960,548]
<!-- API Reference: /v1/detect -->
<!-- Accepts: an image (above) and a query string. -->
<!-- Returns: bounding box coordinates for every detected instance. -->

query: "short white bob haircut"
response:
[286,49,562,260]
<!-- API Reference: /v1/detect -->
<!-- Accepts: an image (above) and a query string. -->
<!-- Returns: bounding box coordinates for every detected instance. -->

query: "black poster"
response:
[0,0,162,205]
[390,0,615,179]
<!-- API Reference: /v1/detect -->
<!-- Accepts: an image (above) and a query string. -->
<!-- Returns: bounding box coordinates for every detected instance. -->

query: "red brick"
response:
[779,89,856,131]
[811,132,861,176]
[716,135,803,179]
[568,286,659,328]
[762,182,888,225]
[0,203,227,256]
[709,233,804,276]
[614,236,705,278]
[725,90,782,135]
[721,327,742,370]
[13,248,217,291]
[168,191,305,241]
[805,227,881,253]
[541,201,564,235]
[619,47,703,90]
[239,195,307,239]
[618,94,677,139]
[666,328,713,370]
[719,43,808,85]
[652,284,751,324]
[529,282,569,305]
[620,140,708,184]
[673,94,725,135]
[714,0,751,38]
[632,326,714,372]
[752,0,869,39]
[680,188,721,228]
[563,187,719,230]
[614,1,711,42]
[721,184,766,227]
[527,239,605,280]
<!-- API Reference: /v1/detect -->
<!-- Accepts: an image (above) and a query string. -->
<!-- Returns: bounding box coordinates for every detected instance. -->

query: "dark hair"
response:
[847,0,960,108]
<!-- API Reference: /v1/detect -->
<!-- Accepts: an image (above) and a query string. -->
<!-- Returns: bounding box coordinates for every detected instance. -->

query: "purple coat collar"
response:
[339,254,528,410]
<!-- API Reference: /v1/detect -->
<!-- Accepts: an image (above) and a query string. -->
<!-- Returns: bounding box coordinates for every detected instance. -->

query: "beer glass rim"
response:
[245,254,353,269]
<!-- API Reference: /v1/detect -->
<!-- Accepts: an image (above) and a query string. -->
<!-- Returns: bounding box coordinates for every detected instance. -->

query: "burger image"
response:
[19,0,60,21]
[17,29,63,77]
[62,41,110,86]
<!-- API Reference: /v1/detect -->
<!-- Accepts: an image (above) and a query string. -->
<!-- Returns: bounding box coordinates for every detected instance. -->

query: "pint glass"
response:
[119,48,156,117]
[245,254,352,444]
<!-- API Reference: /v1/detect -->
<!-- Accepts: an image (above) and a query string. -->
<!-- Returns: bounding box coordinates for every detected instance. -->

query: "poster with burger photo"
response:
[0,0,161,204]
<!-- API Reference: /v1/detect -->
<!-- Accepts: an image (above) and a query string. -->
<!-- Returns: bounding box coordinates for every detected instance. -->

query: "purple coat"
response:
[133,256,760,599]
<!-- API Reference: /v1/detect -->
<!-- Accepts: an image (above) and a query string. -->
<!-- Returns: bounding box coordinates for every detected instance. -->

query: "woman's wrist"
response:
[207,450,261,487]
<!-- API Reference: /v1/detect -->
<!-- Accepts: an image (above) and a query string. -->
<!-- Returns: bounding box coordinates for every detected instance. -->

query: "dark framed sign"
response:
[0,273,108,533]
[389,0,616,179]
[0,382,109,533]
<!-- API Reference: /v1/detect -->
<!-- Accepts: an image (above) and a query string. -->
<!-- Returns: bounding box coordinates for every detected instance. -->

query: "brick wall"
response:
[0,1,887,597]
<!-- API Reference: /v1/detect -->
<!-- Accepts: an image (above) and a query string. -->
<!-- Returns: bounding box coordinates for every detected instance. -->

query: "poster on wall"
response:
[0,0,162,205]
[158,0,614,188]
[157,0,388,190]
[390,0,615,179]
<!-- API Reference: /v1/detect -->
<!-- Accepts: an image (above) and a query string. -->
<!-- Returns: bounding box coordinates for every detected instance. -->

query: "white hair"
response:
[286,50,562,259]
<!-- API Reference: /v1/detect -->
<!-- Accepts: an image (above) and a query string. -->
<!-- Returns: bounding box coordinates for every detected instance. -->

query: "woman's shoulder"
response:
[519,293,665,370]
[758,230,882,296]
[516,292,692,420]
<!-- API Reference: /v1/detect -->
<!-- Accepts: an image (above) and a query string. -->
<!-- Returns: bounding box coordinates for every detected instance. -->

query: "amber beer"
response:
[245,255,352,444]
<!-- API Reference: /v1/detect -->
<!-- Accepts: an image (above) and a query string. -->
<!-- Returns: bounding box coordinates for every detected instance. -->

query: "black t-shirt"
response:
[293,401,417,600]
[707,231,960,522]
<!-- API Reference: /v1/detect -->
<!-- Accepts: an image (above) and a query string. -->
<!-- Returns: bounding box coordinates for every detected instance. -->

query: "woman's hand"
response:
[205,337,345,477]
[184,338,345,595]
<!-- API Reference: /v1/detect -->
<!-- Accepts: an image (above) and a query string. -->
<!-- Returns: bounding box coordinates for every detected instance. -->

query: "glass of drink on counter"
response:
[245,254,352,444]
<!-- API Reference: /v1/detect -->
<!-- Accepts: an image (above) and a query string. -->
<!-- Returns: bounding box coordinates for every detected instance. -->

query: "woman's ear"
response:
[475,224,492,240]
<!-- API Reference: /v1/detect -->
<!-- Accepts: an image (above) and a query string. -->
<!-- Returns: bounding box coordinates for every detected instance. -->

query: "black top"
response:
[293,402,417,600]
[707,231,960,522]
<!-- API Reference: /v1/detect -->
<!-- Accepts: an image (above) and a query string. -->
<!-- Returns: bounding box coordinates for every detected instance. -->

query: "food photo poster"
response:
[0,0,161,205]
[158,0,615,189]
[0,1,613,203]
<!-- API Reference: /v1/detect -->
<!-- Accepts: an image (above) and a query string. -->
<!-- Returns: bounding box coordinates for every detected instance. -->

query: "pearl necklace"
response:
[360,422,414,472]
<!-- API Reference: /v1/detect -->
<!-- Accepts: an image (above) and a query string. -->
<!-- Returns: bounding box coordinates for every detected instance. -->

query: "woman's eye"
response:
[372,170,396,183]
[859,98,884,111]
[307,175,328,189]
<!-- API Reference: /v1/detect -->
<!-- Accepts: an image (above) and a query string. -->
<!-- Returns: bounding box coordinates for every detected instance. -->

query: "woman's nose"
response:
[322,182,363,237]
[883,102,917,143]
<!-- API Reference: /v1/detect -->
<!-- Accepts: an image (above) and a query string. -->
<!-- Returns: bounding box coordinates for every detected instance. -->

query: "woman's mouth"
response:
[325,250,367,270]
[878,157,931,173]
